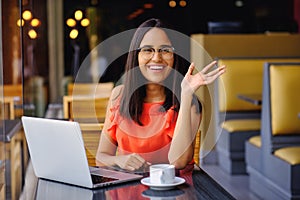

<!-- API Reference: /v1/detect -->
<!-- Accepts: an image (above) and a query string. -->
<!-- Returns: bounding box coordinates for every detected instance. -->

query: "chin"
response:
[146,79,165,85]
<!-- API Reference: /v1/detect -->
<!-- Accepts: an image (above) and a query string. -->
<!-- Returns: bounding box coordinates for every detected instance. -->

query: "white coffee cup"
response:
[149,164,175,184]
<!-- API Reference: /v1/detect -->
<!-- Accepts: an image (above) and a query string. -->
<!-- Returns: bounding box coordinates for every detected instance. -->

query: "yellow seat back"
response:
[218,58,300,112]
[270,65,300,135]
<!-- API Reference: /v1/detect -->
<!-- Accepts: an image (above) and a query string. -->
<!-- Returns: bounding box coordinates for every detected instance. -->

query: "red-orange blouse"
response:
[106,100,177,164]
[104,98,194,174]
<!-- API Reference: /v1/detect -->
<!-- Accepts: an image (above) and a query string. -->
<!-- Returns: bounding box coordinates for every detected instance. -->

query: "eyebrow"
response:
[139,44,173,48]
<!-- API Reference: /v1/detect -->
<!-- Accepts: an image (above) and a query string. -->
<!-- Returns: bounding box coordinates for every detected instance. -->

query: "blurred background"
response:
[1,0,299,125]
[1,1,300,199]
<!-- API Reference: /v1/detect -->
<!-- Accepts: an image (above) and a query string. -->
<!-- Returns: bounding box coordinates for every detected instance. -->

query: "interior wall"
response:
[2,0,22,84]
[295,0,300,32]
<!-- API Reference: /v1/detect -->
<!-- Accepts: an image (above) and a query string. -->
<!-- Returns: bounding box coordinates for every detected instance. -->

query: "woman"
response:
[96,18,225,174]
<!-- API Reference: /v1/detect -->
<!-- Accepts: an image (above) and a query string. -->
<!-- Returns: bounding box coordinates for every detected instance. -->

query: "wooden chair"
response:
[246,62,300,199]
[64,82,113,128]
[82,129,102,166]
[0,120,23,200]
[215,58,262,174]
[0,142,6,199]
[2,85,30,199]
[67,82,114,96]
[63,95,109,130]
[1,97,15,120]
[3,84,23,118]
[64,83,114,166]
[0,95,25,200]
[194,130,201,166]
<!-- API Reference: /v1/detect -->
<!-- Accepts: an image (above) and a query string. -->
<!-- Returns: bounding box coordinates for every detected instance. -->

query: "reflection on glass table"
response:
[22,162,235,200]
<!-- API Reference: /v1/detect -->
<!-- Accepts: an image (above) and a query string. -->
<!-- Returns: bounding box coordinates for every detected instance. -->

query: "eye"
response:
[141,47,154,53]
[161,47,174,53]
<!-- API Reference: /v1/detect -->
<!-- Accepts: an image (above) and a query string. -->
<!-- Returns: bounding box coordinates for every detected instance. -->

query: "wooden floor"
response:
[201,163,262,200]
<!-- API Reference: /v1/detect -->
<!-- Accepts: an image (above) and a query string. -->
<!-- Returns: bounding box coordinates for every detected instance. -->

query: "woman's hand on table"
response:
[115,153,151,171]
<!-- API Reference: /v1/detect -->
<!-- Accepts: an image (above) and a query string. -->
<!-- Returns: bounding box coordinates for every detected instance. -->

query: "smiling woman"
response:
[138,28,174,84]
[95,18,225,175]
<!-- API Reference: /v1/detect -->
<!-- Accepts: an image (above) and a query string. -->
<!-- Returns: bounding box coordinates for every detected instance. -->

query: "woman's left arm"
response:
[168,61,225,169]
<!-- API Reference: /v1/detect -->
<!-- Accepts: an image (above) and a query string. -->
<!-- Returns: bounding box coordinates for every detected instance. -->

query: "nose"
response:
[151,51,162,61]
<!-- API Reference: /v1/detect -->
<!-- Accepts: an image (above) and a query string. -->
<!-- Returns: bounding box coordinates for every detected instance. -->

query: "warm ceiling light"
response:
[235,0,243,7]
[81,18,90,27]
[28,29,37,39]
[66,18,76,27]
[74,10,83,21]
[144,3,154,9]
[135,9,144,15]
[179,0,187,7]
[69,29,79,39]
[127,13,137,20]
[16,19,25,27]
[22,10,32,20]
[31,18,41,27]
[169,0,176,8]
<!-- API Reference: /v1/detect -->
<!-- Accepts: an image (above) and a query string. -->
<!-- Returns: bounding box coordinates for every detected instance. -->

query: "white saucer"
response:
[140,177,185,190]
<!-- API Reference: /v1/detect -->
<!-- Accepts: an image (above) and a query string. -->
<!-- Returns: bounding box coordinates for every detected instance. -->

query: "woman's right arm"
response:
[96,85,122,166]
[95,85,148,171]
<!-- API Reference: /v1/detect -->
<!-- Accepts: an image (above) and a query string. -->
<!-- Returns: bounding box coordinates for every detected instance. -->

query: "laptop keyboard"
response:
[91,174,119,184]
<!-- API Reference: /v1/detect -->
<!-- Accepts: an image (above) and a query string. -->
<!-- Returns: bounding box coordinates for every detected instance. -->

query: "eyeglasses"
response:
[137,46,175,60]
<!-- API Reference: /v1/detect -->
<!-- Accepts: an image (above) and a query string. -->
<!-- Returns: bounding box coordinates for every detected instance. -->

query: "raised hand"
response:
[181,61,226,95]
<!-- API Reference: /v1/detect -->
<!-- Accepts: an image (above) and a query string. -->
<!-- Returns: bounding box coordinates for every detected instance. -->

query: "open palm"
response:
[181,61,226,94]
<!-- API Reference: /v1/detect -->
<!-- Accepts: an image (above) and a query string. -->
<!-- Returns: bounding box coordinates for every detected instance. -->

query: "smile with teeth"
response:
[149,65,164,70]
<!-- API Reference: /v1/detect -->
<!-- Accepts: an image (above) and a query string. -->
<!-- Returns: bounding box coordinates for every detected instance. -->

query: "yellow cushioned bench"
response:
[248,135,261,148]
[221,119,261,132]
[217,58,300,112]
[270,65,300,136]
[216,57,300,175]
[216,58,264,174]
[274,147,300,165]
[245,62,300,200]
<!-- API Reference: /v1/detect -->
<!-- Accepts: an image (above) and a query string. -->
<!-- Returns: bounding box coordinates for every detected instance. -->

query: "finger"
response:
[206,69,226,84]
[132,154,148,169]
[128,154,146,169]
[206,65,226,77]
[187,63,195,75]
[201,61,217,74]
[133,153,146,163]
[142,162,151,172]
[126,165,136,171]
[125,160,141,171]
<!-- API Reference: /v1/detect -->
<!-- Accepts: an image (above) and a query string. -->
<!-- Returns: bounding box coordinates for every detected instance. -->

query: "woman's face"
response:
[138,27,174,84]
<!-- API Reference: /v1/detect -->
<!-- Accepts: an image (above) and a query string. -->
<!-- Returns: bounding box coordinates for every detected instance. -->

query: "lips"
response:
[148,65,164,71]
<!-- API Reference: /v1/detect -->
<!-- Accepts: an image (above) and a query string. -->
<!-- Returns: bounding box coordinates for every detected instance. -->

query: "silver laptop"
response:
[21,116,142,189]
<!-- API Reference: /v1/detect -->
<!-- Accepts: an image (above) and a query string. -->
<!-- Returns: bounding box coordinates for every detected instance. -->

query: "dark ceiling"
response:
[64,0,296,37]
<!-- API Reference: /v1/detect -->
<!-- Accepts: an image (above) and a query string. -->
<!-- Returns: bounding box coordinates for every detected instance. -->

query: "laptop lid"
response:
[21,116,142,189]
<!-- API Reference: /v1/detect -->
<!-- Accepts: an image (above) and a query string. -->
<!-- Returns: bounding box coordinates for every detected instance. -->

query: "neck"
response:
[144,83,165,103]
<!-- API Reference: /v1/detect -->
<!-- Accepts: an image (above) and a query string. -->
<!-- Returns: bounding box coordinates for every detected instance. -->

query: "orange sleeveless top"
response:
[105,100,177,164]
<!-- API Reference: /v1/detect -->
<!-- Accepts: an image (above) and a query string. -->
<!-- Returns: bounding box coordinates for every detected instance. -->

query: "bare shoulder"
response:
[110,84,124,101]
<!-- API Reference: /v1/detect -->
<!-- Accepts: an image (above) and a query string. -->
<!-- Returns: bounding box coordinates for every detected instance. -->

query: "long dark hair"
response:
[119,18,201,125]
